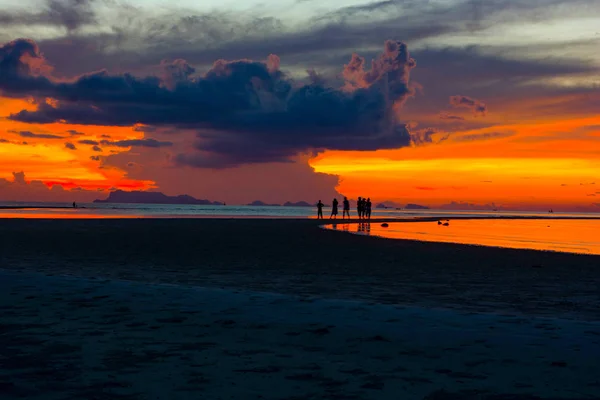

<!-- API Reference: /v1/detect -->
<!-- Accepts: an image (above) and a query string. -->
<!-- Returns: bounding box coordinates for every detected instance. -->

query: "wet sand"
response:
[1,218,599,399]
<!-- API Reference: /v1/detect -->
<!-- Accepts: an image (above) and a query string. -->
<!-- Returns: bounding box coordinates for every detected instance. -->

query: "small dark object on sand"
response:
[443,222,449,226]
[437,221,442,225]
[532,265,542,269]
[381,223,389,228]
[551,361,568,367]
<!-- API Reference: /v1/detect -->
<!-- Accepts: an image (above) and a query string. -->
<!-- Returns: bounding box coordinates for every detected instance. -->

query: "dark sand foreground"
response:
[1,218,599,399]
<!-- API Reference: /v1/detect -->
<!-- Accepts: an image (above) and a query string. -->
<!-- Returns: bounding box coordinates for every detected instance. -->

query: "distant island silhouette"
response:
[94,190,223,205]
[247,201,313,207]
[405,203,430,210]
[376,202,430,210]
[248,200,281,207]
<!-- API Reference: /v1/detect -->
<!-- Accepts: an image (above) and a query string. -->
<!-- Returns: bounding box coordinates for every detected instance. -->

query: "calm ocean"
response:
[0,201,598,219]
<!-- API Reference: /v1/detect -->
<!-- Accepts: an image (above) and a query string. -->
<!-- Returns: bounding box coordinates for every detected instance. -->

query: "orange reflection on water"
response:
[326,219,600,255]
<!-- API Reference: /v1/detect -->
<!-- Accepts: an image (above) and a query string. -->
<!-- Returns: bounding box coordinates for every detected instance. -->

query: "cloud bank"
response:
[1,38,418,168]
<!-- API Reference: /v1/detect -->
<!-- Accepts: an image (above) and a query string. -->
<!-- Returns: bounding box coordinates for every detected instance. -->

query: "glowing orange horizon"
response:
[0,98,156,193]
[310,116,600,210]
[2,95,600,210]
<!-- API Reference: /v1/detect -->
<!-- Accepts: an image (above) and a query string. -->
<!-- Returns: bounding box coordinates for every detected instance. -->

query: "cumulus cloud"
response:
[65,142,76,150]
[1,38,417,168]
[449,95,487,115]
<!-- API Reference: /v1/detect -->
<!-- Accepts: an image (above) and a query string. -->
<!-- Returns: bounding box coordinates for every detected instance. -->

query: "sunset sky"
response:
[1,0,599,210]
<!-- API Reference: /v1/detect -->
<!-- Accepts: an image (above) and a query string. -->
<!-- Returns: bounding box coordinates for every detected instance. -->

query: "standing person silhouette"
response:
[342,197,350,219]
[366,198,372,220]
[330,198,339,219]
[357,197,363,219]
[316,200,324,219]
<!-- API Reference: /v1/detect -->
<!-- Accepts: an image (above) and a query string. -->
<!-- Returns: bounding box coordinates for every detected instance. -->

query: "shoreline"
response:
[1,218,598,320]
[2,218,599,399]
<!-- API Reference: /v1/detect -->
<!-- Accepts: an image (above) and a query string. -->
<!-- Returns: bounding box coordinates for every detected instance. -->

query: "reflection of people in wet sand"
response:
[343,197,350,219]
[357,222,371,234]
[330,198,339,219]
[316,200,324,219]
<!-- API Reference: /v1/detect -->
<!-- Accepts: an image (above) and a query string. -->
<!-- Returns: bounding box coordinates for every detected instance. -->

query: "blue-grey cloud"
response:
[0,0,97,31]
[10,130,64,139]
[67,129,85,136]
[449,95,487,115]
[2,38,417,167]
[100,139,173,148]
[439,113,465,121]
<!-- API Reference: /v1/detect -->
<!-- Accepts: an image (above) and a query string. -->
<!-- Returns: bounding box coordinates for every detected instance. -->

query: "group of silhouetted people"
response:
[316,197,372,220]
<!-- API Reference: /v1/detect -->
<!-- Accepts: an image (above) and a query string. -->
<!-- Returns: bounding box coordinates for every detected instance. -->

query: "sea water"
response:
[0,201,599,220]
[323,218,600,255]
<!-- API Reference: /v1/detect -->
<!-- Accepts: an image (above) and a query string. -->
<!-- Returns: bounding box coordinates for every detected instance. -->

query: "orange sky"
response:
[2,92,599,209]
[0,97,155,195]
[310,115,600,210]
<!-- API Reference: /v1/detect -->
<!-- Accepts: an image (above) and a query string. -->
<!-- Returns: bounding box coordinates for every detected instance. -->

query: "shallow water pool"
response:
[323,218,600,255]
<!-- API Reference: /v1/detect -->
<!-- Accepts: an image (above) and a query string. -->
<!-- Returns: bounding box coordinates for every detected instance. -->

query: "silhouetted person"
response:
[357,197,363,219]
[366,198,372,219]
[330,198,339,219]
[316,200,324,219]
[72,202,77,209]
[342,197,350,219]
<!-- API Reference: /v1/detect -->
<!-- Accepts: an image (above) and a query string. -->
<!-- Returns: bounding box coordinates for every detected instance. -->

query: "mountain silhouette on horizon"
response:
[94,190,223,205]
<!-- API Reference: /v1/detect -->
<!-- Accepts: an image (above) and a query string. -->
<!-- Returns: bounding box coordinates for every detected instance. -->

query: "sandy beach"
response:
[1,218,599,399]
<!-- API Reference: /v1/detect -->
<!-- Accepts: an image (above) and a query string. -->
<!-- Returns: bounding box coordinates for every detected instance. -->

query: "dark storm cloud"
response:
[2,38,417,167]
